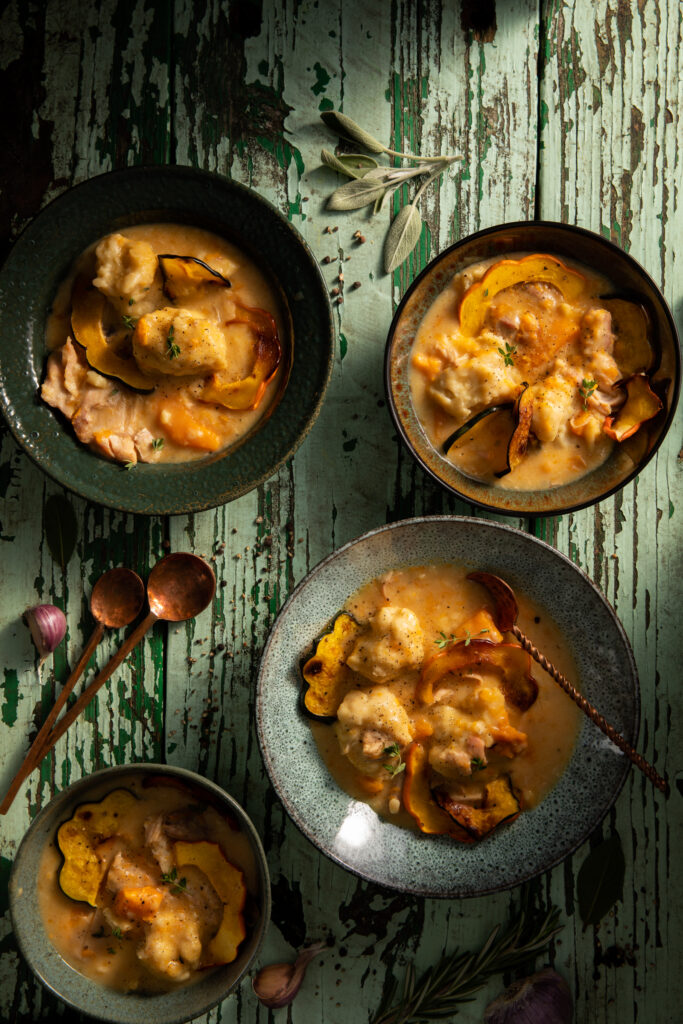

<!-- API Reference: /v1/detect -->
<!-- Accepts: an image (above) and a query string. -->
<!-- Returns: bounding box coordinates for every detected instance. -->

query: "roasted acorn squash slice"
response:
[603,373,663,442]
[174,840,247,966]
[417,638,537,711]
[199,306,282,412]
[402,742,474,842]
[70,275,158,391]
[158,254,232,300]
[57,788,138,906]
[495,384,535,478]
[434,774,521,839]
[301,612,364,720]
[601,297,655,377]
[458,254,586,338]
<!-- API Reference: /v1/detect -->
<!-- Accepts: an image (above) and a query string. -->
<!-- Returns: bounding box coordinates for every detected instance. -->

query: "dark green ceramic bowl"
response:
[0,166,334,514]
[385,221,680,516]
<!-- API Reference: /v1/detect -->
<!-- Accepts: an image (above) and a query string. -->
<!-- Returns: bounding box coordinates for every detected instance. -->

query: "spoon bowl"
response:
[91,567,146,628]
[147,553,216,621]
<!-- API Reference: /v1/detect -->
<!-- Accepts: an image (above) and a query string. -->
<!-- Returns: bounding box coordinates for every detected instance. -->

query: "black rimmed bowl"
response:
[0,166,334,514]
[9,763,271,1024]
[256,516,638,898]
[385,221,680,517]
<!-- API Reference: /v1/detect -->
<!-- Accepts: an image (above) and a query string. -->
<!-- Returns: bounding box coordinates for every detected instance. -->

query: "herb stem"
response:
[383,147,460,163]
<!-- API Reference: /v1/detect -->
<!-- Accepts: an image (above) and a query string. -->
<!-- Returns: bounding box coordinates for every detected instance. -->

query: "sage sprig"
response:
[320,111,461,274]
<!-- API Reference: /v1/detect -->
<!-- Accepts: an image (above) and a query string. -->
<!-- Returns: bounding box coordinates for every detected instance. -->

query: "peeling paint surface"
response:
[0,1,681,1022]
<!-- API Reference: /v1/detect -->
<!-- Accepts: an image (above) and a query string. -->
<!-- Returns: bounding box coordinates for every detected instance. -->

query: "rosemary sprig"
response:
[371,899,562,1024]
[320,111,461,274]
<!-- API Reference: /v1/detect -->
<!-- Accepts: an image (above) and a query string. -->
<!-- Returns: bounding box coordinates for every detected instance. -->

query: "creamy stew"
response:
[42,224,286,465]
[304,565,580,840]
[409,253,660,490]
[38,776,258,994]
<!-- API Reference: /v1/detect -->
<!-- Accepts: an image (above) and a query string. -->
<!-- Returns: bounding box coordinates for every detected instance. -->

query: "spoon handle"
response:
[0,622,105,815]
[512,624,668,795]
[38,611,158,754]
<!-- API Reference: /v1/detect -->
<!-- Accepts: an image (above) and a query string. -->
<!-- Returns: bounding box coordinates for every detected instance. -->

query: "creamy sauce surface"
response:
[38,776,258,994]
[43,223,287,465]
[311,565,580,828]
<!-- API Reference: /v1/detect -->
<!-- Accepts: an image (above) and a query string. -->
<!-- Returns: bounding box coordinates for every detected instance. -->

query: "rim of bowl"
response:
[9,763,272,1024]
[256,514,639,897]
[0,165,335,515]
[384,220,681,517]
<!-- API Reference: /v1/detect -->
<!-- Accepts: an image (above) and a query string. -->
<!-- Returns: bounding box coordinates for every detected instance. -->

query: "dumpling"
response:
[347,606,424,682]
[93,233,159,316]
[132,308,228,377]
[336,688,414,774]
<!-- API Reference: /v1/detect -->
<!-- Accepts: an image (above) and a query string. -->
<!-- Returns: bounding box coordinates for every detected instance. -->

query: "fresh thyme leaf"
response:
[123,461,136,471]
[384,203,422,274]
[435,627,489,650]
[579,377,598,408]
[370,895,563,1024]
[498,342,517,367]
[161,866,187,894]
[471,757,486,771]
[383,742,401,758]
[122,314,137,330]
[112,927,122,939]
[128,297,135,306]
[320,110,386,153]
[107,947,116,955]
[167,323,180,359]
[382,742,405,777]
[152,437,165,451]
[327,177,389,211]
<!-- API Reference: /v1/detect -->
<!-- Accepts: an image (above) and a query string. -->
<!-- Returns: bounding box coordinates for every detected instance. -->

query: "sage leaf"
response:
[321,149,379,179]
[384,203,422,273]
[44,493,78,570]
[327,177,388,211]
[321,111,385,154]
[577,833,625,928]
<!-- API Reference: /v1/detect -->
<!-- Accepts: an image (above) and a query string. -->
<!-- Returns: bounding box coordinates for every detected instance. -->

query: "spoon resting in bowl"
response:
[467,570,668,795]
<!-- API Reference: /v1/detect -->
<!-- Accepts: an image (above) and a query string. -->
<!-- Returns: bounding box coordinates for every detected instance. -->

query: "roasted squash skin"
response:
[158,254,232,299]
[301,612,364,720]
[402,742,474,842]
[603,373,663,441]
[174,840,247,966]
[417,639,538,711]
[433,774,521,839]
[56,788,139,906]
[458,254,586,338]
[199,306,282,412]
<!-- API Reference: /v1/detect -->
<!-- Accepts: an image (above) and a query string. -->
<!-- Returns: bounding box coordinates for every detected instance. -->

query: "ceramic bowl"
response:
[385,221,680,516]
[0,166,334,514]
[256,516,638,898]
[9,763,271,1024]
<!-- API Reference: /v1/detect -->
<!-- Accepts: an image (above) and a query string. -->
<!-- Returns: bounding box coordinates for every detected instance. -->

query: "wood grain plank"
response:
[538,1,683,1021]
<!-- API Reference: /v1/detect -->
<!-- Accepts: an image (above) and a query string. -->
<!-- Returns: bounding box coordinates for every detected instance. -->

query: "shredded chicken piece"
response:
[144,815,174,875]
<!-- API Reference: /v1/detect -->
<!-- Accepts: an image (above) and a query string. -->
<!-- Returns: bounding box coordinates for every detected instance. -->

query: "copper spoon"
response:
[0,568,145,815]
[37,553,216,754]
[467,570,668,795]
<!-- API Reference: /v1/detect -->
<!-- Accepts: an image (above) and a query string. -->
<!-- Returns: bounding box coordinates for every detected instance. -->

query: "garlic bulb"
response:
[24,604,67,663]
[252,942,325,1009]
[484,968,573,1024]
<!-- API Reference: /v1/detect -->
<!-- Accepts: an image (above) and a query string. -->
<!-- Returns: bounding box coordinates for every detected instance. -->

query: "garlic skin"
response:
[252,942,325,1009]
[484,968,573,1024]
[24,604,67,663]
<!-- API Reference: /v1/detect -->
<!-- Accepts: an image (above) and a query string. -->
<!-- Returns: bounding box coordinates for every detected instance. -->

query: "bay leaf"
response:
[44,493,78,570]
[320,111,385,154]
[383,203,422,273]
[577,833,625,928]
[327,177,388,211]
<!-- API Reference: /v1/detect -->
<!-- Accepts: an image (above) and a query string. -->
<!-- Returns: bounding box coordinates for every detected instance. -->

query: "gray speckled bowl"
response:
[386,221,680,516]
[256,516,638,898]
[0,166,334,514]
[9,764,271,1024]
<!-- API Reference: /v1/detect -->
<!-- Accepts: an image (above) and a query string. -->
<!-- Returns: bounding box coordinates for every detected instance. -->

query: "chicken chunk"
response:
[346,606,425,683]
[132,307,228,377]
[41,338,90,418]
[336,688,414,774]
[93,233,159,316]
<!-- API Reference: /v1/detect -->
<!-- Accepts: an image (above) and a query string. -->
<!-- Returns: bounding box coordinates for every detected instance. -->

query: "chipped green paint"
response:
[1,669,20,727]
[311,62,331,95]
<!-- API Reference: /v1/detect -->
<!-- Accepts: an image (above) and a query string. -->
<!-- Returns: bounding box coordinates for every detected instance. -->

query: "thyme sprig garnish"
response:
[383,742,406,777]
[122,314,138,331]
[161,866,187,895]
[371,897,562,1024]
[319,111,461,274]
[435,627,489,650]
[579,378,598,408]
[167,324,180,359]
[498,342,517,367]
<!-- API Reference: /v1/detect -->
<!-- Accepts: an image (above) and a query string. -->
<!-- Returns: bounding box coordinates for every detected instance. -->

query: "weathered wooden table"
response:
[1,2,681,1021]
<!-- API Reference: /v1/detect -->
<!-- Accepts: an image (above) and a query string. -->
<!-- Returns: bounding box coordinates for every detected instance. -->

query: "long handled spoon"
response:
[0,568,145,815]
[467,570,668,795]
[0,554,215,813]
